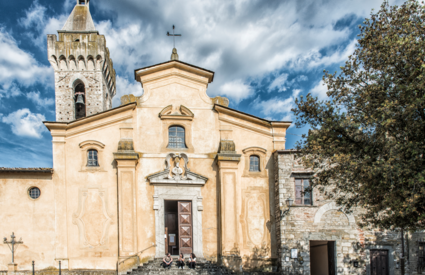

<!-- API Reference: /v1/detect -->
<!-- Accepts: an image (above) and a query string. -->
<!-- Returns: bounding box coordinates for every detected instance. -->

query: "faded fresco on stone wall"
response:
[73,187,113,250]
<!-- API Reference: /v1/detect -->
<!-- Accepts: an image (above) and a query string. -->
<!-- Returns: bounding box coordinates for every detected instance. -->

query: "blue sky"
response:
[0,0,405,168]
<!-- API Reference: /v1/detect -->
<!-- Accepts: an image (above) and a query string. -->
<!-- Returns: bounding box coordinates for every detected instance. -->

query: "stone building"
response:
[0,1,424,275]
[274,151,425,275]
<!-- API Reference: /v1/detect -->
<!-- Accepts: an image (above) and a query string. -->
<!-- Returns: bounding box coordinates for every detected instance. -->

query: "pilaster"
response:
[216,129,242,261]
[51,126,69,264]
[114,138,139,258]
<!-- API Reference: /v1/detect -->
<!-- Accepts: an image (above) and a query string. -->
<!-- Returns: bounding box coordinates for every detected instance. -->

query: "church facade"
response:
[0,1,424,275]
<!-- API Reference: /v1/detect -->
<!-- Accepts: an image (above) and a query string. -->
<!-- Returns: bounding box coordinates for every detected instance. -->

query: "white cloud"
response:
[91,0,392,102]
[219,80,254,104]
[310,80,328,100]
[252,89,302,124]
[306,39,358,69]
[18,0,47,30]
[113,76,144,107]
[0,29,51,88]
[268,74,308,93]
[18,0,68,49]
[1,109,47,138]
[15,0,407,104]
[26,91,55,109]
[0,83,22,99]
[269,74,288,92]
[256,97,294,116]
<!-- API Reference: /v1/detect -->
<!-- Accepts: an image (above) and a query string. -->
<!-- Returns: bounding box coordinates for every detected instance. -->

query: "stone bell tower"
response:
[47,0,116,122]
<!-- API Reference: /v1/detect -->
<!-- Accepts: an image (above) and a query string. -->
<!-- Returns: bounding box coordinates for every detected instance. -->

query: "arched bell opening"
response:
[74,80,86,119]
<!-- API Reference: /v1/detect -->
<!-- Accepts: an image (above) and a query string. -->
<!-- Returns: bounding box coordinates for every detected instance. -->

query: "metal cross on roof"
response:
[167,25,181,49]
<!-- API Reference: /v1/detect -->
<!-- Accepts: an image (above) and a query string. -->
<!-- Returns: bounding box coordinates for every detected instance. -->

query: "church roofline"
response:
[134,60,215,84]
[44,102,137,131]
[57,30,99,34]
[213,104,292,128]
[0,168,54,173]
[275,149,300,154]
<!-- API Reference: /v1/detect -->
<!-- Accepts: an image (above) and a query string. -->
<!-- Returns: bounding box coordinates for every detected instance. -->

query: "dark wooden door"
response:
[178,201,192,254]
[371,250,389,275]
[327,241,335,275]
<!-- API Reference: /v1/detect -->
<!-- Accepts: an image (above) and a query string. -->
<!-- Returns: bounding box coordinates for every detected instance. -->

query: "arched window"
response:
[87,150,99,166]
[74,82,86,119]
[249,155,260,172]
[168,126,187,148]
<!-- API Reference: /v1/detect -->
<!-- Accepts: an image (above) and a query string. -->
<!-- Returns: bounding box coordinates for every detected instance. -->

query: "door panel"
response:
[178,201,192,254]
[327,241,335,275]
[371,250,389,275]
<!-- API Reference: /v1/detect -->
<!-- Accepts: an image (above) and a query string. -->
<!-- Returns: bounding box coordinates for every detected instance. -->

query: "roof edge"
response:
[0,168,54,173]
[275,149,300,154]
[44,102,137,131]
[214,104,292,128]
[134,60,215,83]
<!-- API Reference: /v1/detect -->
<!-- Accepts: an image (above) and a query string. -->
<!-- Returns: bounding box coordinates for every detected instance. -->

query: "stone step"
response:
[127,258,249,275]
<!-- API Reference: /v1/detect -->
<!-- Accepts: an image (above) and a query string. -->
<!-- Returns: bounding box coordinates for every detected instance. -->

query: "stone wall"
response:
[274,150,425,275]
[47,32,116,122]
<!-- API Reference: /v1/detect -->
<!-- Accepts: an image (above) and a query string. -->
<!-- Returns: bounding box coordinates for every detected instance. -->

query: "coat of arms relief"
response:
[148,153,208,185]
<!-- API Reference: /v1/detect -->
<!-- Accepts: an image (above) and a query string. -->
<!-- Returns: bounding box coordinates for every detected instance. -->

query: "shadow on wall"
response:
[221,244,278,272]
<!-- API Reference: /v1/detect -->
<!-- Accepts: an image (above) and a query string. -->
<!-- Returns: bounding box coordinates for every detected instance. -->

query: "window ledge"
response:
[242,171,267,178]
[291,205,318,208]
[80,166,106,173]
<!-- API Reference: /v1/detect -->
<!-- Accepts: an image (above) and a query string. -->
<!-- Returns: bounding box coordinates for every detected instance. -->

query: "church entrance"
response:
[310,241,336,275]
[164,200,192,255]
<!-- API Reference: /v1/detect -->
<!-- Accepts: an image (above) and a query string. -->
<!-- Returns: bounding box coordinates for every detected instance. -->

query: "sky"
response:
[0,0,405,168]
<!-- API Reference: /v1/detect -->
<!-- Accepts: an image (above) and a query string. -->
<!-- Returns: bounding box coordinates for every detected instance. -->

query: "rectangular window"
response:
[295,178,312,205]
[87,150,98,166]
[249,156,260,172]
[168,126,186,148]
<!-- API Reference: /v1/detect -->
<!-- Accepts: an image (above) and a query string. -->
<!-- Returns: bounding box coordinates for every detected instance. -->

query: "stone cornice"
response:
[44,103,136,132]
[215,104,292,129]
[0,168,54,173]
[134,60,214,84]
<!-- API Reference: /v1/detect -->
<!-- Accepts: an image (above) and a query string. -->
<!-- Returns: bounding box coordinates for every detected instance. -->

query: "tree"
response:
[293,0,425,231]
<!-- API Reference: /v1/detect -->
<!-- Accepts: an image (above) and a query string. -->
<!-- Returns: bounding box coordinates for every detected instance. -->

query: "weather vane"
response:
[167,25,181,49]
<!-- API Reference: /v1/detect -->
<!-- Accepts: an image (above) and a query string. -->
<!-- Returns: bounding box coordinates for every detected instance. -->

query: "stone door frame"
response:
[153,185,204,257]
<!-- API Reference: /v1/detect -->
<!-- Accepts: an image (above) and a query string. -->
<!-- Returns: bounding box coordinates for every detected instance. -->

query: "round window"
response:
[28,187,41,200]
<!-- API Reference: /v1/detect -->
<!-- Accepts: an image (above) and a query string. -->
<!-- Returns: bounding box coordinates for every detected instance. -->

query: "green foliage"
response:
[293,0,425,230]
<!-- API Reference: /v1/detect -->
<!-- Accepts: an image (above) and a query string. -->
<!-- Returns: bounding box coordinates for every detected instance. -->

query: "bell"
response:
[75,94,85,105]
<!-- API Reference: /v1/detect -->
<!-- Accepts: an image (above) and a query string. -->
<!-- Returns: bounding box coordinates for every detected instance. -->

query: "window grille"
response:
[249,155,260,172]
[28,187,41,199]
[168,126,187,148]
[419,240,425,273]
[295,179,312,205]
[87,150,99,166]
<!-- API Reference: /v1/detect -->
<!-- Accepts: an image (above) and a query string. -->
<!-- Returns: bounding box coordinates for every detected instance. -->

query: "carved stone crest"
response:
[148,153,208,186]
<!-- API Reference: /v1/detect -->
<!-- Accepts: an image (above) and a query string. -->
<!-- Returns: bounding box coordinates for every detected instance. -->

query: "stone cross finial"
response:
[167,25,181,60]
[171,48,179,61]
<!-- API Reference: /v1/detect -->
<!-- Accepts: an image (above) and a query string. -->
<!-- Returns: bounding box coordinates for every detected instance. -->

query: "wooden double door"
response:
[370,250,389,275]
[165,201,192,255]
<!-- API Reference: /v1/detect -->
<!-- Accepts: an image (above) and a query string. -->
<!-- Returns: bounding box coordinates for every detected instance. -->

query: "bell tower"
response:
[47,0,116,122]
